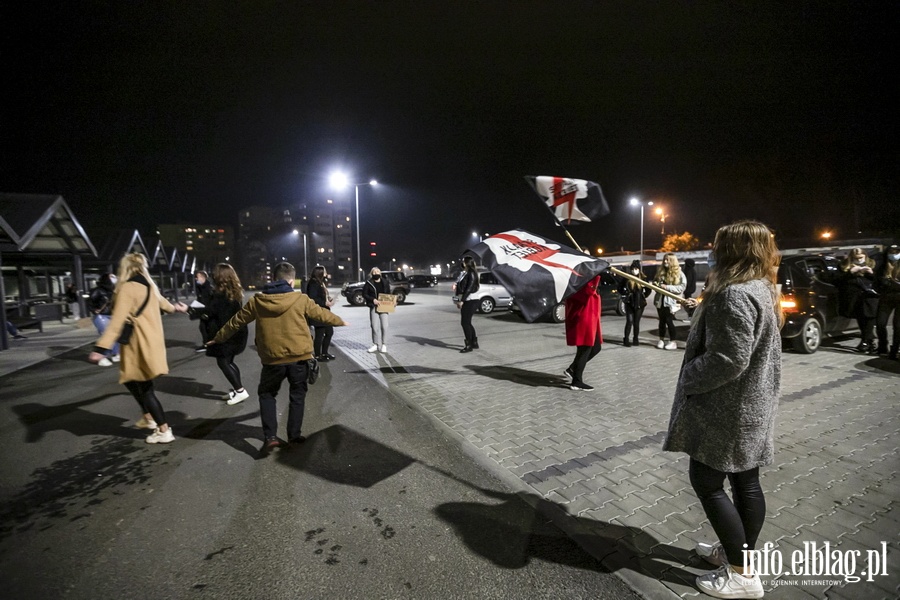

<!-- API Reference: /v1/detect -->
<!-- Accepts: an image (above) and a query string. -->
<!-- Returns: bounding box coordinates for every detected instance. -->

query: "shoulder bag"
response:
[117,283,152,345]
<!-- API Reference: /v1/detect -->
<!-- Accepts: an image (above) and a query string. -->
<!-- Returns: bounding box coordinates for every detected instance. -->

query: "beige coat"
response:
[97,278,175,383]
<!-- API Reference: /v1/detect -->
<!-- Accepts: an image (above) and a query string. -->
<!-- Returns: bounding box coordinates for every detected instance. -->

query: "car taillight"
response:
[780,295,798,312]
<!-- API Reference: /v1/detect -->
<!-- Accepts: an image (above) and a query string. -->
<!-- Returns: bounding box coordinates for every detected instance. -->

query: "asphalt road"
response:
[0,310,641,599]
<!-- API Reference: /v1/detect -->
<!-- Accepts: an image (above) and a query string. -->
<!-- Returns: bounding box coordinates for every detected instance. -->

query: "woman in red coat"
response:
[564,275,603,390]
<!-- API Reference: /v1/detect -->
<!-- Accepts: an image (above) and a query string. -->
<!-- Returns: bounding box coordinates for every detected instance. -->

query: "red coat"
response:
[565,276,602,346]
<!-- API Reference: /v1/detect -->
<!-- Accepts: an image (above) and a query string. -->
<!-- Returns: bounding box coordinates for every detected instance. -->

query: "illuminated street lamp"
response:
[821,231,833,240]
[654,206,669,235]
[291,229,309,281]
[596,247,604,255]
[330,172,378,280]
[629,197,654,255]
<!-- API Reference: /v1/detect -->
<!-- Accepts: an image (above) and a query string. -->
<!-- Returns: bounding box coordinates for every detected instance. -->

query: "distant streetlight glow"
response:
[630,197,653,255]
[329,172,378,280]
[821,231,833,240]
[329,171,349,191]
[596,247,604,255]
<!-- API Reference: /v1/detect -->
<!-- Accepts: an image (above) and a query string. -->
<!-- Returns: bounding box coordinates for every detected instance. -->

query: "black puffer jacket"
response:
[618,276,651,310]
[189,292,248,357]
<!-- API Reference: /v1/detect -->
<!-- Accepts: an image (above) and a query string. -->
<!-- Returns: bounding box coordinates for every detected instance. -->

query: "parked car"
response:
[451,270,513,313]
[408,274,438,288]
[779,252,856,353]
[511,270,626,323]
[341,271,411,306]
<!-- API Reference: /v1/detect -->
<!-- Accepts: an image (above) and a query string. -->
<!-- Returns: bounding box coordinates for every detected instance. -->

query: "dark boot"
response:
[876,342,888,355]
[890,345,899,360]
[471,337,479,349]
[856,341,870,353]
[633,336,640,346]
[460,340,473,353]
[623,337,632,347]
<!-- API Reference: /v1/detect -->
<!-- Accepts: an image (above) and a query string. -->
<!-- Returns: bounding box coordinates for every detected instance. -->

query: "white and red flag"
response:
[470,229,609,322]
[525,176,610,225]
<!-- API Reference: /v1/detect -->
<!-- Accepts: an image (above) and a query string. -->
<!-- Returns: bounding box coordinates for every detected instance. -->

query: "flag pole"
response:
[610,267,691,303]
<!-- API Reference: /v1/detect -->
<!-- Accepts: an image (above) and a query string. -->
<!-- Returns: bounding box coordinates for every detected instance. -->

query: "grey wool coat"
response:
[663,279,782,473]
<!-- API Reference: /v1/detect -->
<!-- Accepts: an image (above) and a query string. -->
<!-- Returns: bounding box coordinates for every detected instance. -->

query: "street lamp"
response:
[655,206,668,235]
[292,229,309,281]
[629,197,654,256]
[330,172,378,281]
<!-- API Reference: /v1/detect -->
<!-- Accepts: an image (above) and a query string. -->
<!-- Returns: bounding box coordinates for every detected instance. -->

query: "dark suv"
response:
[511,270,626,322]
[779,253,855,353]
[408,274,438,288]
[341,271,411,306]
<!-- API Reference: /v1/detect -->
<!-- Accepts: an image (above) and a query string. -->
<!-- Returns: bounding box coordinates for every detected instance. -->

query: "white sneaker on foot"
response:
[696,565,763,599]
[98,357,113,367]
[367,345,379,353]
[656,340,665,349]
[135,416,158,430]
[380,344,387,353]
[110,354,121,363]
[146,428,175,444]
[665,341,678,350]
[226,388,250,405]
[696,542,727,567]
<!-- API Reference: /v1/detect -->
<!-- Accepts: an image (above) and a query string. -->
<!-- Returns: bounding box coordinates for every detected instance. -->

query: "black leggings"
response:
[313,325,334,356]
[689,458,766,567]
[215,355,243,390]
[624,305,644,341]
[570,333,602,384]
[461,300,478,342]
[124,380,167,426]
[657,306,678,340]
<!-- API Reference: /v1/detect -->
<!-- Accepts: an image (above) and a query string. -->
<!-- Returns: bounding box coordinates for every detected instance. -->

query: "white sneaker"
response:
[226,388,250,405]
[696,565,763,599]
[696,542,727,567]
[380,344,387,353]
[110,354,121,363]
[665,341,678,350]
[135,416,158,430]
[656,340,665,349]
[145,428,175,444]
[98,357,113,367]
[367,345,379,353]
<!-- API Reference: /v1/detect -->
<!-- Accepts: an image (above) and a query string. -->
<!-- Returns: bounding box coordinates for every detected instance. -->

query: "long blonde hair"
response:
[840,248,875,272]
[654,253,683,285]
[115,253,160,295]
[212,263,243,303]
[699,220,782,326]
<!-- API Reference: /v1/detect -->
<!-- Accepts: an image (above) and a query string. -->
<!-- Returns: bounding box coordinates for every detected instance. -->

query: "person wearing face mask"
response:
[839,248,878,353]
[653,253,687,350]
[363,267,391,353]
[874,244,900,359]
[618,260,652,347]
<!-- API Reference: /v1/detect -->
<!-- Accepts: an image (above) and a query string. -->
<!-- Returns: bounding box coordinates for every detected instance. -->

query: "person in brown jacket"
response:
[208,262,347,453]
[89,253,188,444]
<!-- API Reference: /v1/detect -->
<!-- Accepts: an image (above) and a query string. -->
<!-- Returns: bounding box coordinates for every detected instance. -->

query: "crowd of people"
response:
[69,227,897,600]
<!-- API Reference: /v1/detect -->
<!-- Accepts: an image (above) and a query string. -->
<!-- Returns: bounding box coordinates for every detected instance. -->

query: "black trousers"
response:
[569,332,602,384]
[258,361,308,440]
[657,306,678,340]
[215,354,243,390]
[875,295,900,349]
[461,300,478,343]
[624,305,644,342]
[313,325,334,356]
[124,379,167,426]
[689,458,766,567]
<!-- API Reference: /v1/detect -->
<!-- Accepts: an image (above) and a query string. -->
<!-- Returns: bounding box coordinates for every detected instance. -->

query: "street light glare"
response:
[629,197,639,206]
[329,171,349,190]
[369,179,378,186]
[292,229,299,235]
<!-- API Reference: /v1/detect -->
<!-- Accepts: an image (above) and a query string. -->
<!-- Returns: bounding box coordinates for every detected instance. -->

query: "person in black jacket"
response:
[839,248,878,353]
[875,243,900,358]
[193,271,214,351]
[363,267,392,353]
[306,265,336,361]
[619,260,652,347]
[454,256,480,352]
[88,273,120,366]
[189,264,250,404]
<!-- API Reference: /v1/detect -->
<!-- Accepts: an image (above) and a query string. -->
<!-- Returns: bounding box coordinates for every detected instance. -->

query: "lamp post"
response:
[292,229,309,281]
[629,198,654,256]
[655,206,668,235]
[330,172,377,281]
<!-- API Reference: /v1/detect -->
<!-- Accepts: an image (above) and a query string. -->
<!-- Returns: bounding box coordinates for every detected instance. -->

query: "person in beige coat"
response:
[89,253,187,444]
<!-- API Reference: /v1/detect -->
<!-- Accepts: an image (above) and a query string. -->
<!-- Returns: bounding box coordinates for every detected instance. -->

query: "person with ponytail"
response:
[663,221,783,599]
[89,253,188,444]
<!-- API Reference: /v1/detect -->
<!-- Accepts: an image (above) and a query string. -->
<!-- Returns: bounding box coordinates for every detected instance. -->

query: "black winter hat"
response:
[629,259,641,269]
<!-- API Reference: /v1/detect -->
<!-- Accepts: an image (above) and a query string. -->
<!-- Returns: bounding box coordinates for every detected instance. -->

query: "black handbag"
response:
[307,358,320,384]
[117,283,152,345]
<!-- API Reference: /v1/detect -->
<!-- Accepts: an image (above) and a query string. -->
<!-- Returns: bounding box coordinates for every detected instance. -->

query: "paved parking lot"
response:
[331,284,899,599]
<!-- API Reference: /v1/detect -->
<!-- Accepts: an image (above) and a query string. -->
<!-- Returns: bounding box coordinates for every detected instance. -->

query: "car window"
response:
[480,273,497,285]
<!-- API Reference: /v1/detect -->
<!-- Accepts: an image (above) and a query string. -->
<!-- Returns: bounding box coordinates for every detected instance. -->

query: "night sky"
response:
[3,2,897,267]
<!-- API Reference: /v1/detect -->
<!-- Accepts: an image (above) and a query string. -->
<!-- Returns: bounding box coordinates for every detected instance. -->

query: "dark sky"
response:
[3,1,897,267]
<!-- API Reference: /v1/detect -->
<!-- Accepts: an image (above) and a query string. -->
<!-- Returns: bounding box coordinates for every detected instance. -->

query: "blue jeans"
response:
[93,314,120,356]
[258,361,309,440]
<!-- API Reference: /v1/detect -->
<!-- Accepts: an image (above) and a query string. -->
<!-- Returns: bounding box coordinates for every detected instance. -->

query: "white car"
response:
[468,271,512,314]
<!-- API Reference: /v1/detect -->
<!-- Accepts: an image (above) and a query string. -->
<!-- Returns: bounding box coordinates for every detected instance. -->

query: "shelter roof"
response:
[0,194,97,255]
[95,229,149,262]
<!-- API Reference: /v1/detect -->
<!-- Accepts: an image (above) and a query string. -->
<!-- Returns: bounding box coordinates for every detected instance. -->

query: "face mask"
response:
[372,275,381,281]
[631,269,639,275]
[856,257,866,264]
[890,253,900,261]
[109,276,117,285]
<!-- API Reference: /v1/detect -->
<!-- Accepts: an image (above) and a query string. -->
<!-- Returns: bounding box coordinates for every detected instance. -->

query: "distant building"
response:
[236,199,354,285]
[156,223,234,273]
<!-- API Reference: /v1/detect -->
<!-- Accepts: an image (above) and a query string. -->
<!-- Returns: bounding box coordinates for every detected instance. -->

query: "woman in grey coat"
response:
[663,221,782,599]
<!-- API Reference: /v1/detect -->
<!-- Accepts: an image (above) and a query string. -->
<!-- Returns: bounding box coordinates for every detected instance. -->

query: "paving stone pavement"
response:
[328,286,899,600]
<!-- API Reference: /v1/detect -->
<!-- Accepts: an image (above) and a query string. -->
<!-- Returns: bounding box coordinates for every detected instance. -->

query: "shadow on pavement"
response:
[181,411,263,460]
[154,376,226,400]
[435,491,705,590]
[398,335,457,350]
[12,397,139,443]
[862,356,900,374]
[466,364,568,388]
